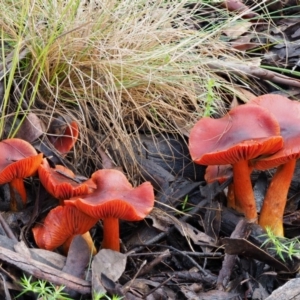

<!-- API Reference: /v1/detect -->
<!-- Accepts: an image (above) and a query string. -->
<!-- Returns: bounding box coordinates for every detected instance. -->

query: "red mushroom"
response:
[205,165,233,184]
[250,94,300,236]
[48,118,79,155]
[38,158,95,203]
[0,138,43,210]
[205,164,254,211]
[37,158,97,252]
[189,104,283,221]
[64,169,155,252]
[32,205,98,251]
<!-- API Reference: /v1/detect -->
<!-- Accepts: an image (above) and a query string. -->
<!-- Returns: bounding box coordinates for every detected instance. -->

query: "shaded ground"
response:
[2,1,300,299]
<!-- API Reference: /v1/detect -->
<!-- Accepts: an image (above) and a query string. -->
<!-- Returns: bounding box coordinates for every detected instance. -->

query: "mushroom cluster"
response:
[0,118,155,254]
[189,94,300,236]
[33,168,155,252]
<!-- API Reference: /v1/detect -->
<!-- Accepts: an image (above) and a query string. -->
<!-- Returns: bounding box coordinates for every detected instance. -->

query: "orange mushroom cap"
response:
[250,94,300,170]
[65,169,155,220]
[64,169,155,251]
[48,120,79,154]
[0,138,43,209]
[189,105,283,166]
[32,205,97,251]
[0,138,43,181]
[38,158,96,201]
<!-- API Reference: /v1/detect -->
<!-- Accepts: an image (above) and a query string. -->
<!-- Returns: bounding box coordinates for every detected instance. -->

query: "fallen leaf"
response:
[221,0,258,18]
[92,249,127,295]
[181,286,238,300]
[15,113,45,142]
[123,278,176,299]
[222,21,253,39]
[175,221,216,247]
[148,207,178,232]
[100,273,124,298]
[62,235,92,298]
[222,238,291,272]
[231,35,260,51]
[62,235,91,279]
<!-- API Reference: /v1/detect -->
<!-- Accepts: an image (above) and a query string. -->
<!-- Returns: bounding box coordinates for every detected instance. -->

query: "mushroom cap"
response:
[50,120,79,154]
[205,165,233,183]
[38,158,96,200]
[32,205,97,251]
[249,94,300,170]
[189,105,283,165]
[64,169,155,221]
[0,138,43,183]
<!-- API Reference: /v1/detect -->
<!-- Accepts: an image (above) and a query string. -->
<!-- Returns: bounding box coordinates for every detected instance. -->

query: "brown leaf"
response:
[92,249,127,295]
[175,221,216,247]
[222,238,291,271]
[148,207,178,232]
[223,21,253,39]
[231,35,260,51]
[221,0,258,18]
[62,235,91,279]
[15,113,45,143]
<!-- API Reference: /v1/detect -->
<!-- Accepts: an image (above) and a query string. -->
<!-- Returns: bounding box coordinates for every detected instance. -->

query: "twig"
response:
[0,213,17,242]
[123,260,147,293]
[0,245,91,294]
[216,219,250,290]
[132,244,217,284]
[138,250,171,277]
[207,60,300,88]
[0,272,12,300]
[142,275,175,299]
[128,251,223,257]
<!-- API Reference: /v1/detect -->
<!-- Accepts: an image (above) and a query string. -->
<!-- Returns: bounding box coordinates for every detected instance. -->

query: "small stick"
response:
[142,275,175,299]
[0,213,17,241]
[216,219,250,290]
[138,250,171,277]
[128,251,223,257]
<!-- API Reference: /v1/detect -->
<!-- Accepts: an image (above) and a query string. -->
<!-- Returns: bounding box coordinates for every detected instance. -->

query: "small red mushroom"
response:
[0,138,43,210]
[37,158,97,252]
[64,169,155,252]
[250,94,300,236]
[48,118,79,155]
[32,205,98,252]
[38,158,95,203]
[189,104,283,221]
[205,165,233,184]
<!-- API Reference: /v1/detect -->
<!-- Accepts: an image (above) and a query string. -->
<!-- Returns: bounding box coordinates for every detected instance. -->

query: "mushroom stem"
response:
[228,165,253,211]
[259,159,296,236]
[9,178,26,211]
[227,183,235,209]
[233,160,257,222]
[102,217,120,252]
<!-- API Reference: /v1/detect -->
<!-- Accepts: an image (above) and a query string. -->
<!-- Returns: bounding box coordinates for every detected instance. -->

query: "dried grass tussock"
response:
[0,0,248,179]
